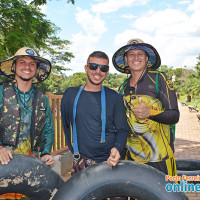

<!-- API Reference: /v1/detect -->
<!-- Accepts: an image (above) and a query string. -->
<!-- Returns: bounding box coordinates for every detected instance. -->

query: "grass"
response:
[178,94,200,110]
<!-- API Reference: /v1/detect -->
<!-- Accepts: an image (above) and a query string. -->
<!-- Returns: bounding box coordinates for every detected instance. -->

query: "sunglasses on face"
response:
[88,63,109,72]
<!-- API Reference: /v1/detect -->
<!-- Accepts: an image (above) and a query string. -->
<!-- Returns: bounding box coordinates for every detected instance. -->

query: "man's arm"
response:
[149,72,180,124]
[107,93,129,166]
[113,94,129,153]
[39,95,54,166]
[61,88,74,153]
[0,85,3,147]
[40,96,54,155]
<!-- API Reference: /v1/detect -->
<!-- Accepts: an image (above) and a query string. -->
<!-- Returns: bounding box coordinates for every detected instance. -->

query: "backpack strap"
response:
[120,79,128,95]
[171,124,176,142]
[155,71,160,94]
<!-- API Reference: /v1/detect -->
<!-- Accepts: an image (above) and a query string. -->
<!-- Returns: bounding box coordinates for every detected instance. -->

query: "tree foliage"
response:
[0,0,199,98]
[1,0,50,56]
[57,72,128,94]
[30,0,75,6]
[0,0,74,65]
[0,0,74,93]
[195,55,200,77]
[184,55,200,96]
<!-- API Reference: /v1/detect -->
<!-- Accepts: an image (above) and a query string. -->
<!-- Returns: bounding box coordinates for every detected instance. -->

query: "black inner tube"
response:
[0,154,64,200]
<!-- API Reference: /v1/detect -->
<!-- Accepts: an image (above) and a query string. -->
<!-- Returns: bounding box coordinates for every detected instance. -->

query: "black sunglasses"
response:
[88,63,109,72]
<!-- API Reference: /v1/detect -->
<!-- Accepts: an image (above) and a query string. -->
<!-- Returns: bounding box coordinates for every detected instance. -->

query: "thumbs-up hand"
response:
[133,97,150,119]
[138,96,143,105]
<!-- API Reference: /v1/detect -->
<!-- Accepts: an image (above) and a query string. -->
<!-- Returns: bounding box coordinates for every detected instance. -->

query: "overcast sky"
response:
[41,0,200,75]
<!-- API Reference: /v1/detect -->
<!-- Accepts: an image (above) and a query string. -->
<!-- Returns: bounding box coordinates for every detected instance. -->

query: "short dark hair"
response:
[87,51,109,63]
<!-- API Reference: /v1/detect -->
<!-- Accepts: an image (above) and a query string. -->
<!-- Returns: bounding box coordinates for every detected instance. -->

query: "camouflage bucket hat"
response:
[112,38,161,74]
[0,47,51,84]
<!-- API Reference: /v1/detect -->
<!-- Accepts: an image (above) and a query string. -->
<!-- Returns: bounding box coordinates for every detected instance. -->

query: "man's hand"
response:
[40,155,54,167]
[0,146,13,165]
[133,97,150,119]
[107,147,120,167]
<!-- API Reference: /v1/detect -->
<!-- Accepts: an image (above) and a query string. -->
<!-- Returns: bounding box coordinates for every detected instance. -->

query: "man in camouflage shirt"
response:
[0,47,54,199]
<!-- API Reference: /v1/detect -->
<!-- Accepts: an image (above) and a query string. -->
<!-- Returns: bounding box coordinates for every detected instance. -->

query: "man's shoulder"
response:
[0,84,5,101]
[0,81,12,87]
[104,87,121,98]
[64,86,80,94]
[0,84,4,89]
[148,70,168,81]
[62,86,80,99]
[104,86,119,94]
[148,70,167,76]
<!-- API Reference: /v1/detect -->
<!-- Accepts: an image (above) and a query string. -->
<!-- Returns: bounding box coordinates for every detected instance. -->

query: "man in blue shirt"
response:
[61,51,129,185]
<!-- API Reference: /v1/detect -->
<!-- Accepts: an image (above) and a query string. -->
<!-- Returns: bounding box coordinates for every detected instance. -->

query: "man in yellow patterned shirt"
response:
[112,38,179,177]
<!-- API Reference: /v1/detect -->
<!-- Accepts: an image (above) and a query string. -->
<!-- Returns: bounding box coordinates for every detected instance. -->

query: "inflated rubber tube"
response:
[176,158,200,176]
[53,160,188,200]
[0,154,64,200]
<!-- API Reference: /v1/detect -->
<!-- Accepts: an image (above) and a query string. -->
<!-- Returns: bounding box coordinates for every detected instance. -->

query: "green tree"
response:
[195,54,200,77]
[67,73,87,87]
[59,73,128,93]
[106,73,127,90]
[183,55,200,98]
[174,68,183,79]
[30,0,75,6]
[159,65,173,74]
[0,0,74,93]
[184,77,200,97]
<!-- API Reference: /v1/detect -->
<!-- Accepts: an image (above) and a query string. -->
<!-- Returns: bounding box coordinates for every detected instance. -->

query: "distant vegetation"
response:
[0,1,199,102]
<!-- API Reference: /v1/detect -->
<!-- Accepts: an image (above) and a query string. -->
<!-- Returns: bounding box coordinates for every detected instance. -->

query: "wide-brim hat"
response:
[0,47,51,84]
[112,38,161,74]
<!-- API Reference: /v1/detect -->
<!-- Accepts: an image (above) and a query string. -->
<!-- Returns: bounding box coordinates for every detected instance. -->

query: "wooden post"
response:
[46,92,68,155]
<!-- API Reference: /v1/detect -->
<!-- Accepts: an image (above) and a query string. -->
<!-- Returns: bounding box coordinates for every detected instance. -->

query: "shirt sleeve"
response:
[113,93,129,153]
[40,95,54,156]
[61,89,74,153]
[149,72,180,124]
[0,85,4,146]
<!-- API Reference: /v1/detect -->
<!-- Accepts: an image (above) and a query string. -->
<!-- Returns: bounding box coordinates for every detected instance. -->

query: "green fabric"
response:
[155,72,160,94]
[0,82,54,155]
[120,79,128,95]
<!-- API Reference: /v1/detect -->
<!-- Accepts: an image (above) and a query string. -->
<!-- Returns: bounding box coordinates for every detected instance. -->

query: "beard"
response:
[18,76,33,82]
[87,73,105,86]
[15,72,34,82]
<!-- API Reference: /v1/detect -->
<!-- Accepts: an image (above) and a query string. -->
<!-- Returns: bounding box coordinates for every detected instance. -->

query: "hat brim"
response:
[112,43,161,74]
[0,55,51,84]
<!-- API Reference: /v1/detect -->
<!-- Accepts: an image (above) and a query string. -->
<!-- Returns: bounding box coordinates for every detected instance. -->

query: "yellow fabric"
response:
[124,95,174,163]
[166,156,177,177]
[13,140,31,155]
[150,108,162,116]
[0,193,26,199]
